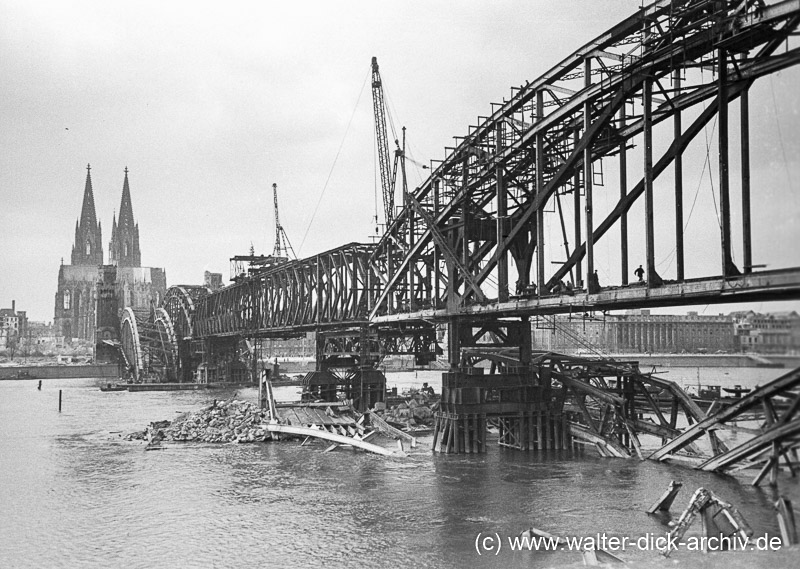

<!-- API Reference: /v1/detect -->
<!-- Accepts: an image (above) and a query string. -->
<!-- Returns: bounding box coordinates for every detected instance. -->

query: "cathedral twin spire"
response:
[109,167,142,267]
[71,164,103,266]
[71,164,142,267]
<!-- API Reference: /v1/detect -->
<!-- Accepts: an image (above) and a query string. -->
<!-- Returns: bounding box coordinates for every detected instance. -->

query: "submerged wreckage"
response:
[126,376,439,457]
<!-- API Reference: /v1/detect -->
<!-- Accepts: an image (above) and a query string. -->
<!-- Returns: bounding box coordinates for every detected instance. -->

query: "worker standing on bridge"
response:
[635,265,645,282]
[588,270,601,293]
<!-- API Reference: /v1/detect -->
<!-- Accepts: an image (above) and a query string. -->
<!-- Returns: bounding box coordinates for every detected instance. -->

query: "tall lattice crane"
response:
[272,183,296,260]
[371,56,403,228]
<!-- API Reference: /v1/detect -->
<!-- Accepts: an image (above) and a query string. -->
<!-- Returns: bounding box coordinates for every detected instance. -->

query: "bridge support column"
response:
[740,89,752,274]
[432,411,487,454]
[306,328,385,412]
[536,89,546,295]
[619,104,629,285]
[434,318,570,454]
[573,130,582,287]
[674,69,685,282]
[643,77,661,287]
[718,48,739,277]
[496,122,509,302]
[584,58,595,288]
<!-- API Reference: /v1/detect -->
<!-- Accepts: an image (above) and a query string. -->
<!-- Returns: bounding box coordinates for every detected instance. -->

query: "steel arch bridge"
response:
[144,0,800,343]
[123,1,800,462]
[119,307,180,382]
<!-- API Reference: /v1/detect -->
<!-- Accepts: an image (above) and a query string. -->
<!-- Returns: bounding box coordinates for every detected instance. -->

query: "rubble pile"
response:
[381,392,437,430]
[125,400,270,444]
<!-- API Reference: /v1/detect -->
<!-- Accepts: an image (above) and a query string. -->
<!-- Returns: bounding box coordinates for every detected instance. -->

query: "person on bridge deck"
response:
[588,270,601,293]
[551,280,575,296]
[635,264,645,282]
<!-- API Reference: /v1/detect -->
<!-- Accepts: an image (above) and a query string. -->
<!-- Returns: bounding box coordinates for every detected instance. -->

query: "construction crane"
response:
[272,183,296,260]
[371,56,404,229]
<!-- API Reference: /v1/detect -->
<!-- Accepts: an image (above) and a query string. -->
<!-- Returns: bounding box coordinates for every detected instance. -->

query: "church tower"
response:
[70,164,104,266]
[109,167,142,267]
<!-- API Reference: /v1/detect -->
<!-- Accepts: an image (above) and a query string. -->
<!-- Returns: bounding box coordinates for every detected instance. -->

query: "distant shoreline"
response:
[0,363,118,380]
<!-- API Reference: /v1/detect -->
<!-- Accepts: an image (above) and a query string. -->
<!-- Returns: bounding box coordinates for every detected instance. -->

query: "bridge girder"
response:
[367,0,800,320]
[163,1,800,355]
[193,243,375,337]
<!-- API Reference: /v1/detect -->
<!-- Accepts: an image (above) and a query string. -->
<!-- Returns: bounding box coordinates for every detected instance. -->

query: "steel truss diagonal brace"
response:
[476,78,643,287]
[407,193,486,304]
[547,92,725,288]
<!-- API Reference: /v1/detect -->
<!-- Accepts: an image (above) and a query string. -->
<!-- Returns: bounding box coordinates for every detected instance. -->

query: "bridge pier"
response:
[303,328,386,412]
[433,317,572,454]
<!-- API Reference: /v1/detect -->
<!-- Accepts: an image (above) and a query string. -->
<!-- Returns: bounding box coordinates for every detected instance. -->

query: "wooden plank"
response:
[368,411,417,445]
[264,424,393,456]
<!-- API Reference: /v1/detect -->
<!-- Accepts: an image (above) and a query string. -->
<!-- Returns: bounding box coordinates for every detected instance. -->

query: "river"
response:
[1,366,798,568]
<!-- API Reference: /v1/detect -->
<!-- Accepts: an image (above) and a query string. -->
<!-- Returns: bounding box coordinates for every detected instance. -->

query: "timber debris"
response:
[125,398,394,455]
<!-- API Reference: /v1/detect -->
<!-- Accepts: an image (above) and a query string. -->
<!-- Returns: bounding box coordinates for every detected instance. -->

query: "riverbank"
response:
[0,363,119,380]
[616,353,799,368]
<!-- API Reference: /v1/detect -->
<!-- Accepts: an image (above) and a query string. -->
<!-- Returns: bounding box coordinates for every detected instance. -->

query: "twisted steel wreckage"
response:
[117,0,800,487]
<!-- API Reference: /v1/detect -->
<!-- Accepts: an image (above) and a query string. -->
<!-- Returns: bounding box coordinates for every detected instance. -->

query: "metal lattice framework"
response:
[157,1,800,342]
[128,2,800,410]
[368,0,800,322]
[163,285,210,339]
[119,306,181,381]
[119,307,143,380]
[650,366,800,484]
[193,243,375,337]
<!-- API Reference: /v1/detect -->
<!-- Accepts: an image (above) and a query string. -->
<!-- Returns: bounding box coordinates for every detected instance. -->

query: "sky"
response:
[1,0,799,322]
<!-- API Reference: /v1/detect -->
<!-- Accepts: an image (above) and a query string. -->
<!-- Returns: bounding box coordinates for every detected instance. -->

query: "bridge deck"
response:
[373,267,800,324]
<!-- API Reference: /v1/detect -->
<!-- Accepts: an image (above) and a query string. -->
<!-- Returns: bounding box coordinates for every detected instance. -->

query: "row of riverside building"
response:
[532,309,800,355]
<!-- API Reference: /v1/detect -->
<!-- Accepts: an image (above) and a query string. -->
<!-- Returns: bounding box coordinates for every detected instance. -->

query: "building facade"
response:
[533,310,738,354]
[733,311,800,353]
[204,271,223,291]
[1,300,27,351]
[54,165,166,344]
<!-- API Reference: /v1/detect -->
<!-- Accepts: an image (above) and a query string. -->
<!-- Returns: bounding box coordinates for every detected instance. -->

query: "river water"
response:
[1,367,798,568]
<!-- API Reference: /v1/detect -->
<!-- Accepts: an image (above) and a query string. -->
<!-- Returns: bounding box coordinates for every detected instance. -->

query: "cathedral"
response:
[53,165,167,348]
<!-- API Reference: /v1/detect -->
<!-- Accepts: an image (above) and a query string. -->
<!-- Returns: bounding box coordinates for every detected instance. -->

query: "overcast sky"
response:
[2,0,798,322]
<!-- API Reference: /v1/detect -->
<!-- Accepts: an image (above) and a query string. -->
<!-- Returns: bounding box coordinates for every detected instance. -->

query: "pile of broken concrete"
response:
[125,399,270,444]
[379,392,438,430]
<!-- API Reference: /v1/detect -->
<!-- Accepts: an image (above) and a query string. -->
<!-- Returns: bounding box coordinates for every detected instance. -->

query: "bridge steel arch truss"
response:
[119,307,144,381]
[368,0,800,322]
[139,2,800,453]
[193,243,376,337]
[162,285,212,381]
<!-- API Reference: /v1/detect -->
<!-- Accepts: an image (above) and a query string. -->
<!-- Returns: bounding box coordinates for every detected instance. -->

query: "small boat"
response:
[100,383,127,392]
[722,385,751,398]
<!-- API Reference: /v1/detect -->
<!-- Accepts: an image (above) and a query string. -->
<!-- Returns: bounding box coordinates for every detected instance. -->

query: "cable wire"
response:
[298,69,370,254]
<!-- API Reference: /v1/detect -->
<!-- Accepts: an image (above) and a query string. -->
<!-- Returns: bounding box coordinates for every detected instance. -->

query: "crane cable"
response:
[657,102,720,273]
[298,68,370,255]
